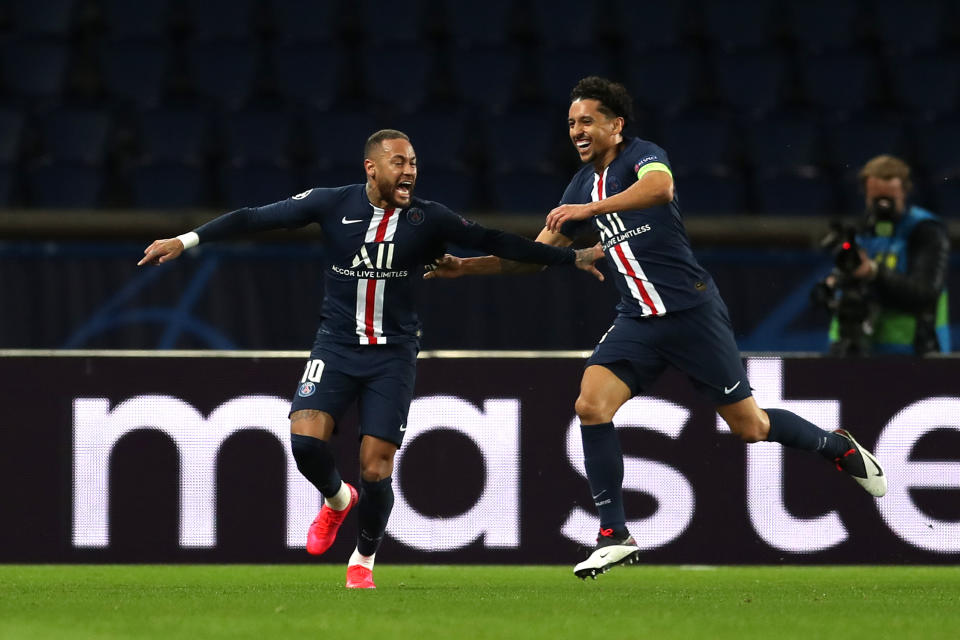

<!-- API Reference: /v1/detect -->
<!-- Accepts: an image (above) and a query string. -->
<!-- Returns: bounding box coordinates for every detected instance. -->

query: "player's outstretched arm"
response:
[425,226,603,281]
[138,236,190,266]
[574,243,605,281]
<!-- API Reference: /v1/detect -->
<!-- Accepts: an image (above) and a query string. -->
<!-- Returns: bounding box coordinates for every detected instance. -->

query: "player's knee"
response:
[575,394,614,424]
[360,451,394,482]
[728,415,769,443]
[360,463,391,483]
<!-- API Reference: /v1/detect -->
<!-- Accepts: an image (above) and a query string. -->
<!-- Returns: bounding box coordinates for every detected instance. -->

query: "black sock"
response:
[580,422,626,530]
[765,408,849,460]
[290,434,342,498]
[357,477,394,556]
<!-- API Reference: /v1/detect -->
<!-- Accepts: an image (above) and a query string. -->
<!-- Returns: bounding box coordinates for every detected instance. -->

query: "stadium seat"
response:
[219,165,300,209]
[699,0,778,51]
[871,0,945,53]
[536,47,616,107]
[269,0,341,43]
[185,42,259,110]
[822,120,907,172]
[359,44,436,113]
[657,116,736,174]
[674,172,747,215]
[711,51,787,116]
[448,47,524,114]
[314,166,366,188]
[611,1,685,51]
[440,0,518,47]
[413,168,476,213]
[528,0,599,48]
[753,172,838,216]
[27,164,102,208]
[483,112,565,174]
[0,109,24,166]
[623,49,700,116]
[306,111,380,170]
[136,109,210,165]
[357,0,427,44]
[392,111,469,170]
[11,0,76,36]
[271,42,345,111]
[220,110,293,167]
[783,1,861,52]
[40,108,111,165]
[0,167,12,205]
[744,117,822,174]
[100,0,172,41]
[915,121,960,175]
[130,163,207,208]
[888,55,960,117]
[1,39,68,102]
[184,0,257,42]
[489,171,568,214]
[797,51,877,116]
[98,41,169,110]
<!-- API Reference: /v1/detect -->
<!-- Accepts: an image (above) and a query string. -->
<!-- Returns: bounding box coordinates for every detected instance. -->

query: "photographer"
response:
[819,155,950,355]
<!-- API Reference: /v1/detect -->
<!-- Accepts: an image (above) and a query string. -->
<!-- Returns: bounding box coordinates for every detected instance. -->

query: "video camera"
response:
[810,220,878,356]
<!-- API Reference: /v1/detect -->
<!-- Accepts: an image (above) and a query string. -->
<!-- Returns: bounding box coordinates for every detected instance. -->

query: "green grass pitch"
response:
[2,565,959,639]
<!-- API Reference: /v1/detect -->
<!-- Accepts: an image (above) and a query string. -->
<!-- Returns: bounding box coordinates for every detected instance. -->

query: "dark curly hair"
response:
[570,76,634,129]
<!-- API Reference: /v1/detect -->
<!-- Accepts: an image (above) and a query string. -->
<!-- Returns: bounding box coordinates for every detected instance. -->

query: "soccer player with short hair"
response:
[139,129,604,588]
[427,77,886,579]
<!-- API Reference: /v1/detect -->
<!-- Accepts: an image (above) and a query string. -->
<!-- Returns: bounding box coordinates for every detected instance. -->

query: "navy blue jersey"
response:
[560,137,717,317]
[194,184,576,345]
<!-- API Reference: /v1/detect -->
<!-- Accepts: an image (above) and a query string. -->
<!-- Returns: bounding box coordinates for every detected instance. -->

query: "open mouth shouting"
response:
[395,179,414,202]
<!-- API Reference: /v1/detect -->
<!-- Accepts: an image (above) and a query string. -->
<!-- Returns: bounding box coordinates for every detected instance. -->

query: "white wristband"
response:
[176,231,199,250]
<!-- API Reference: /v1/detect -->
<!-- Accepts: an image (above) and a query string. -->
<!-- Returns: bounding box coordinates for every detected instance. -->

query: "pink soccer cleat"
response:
[346,564,376,589]
[306,483,358,555]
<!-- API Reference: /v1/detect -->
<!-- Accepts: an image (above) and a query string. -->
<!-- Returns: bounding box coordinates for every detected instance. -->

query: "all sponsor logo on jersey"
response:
[406,208,424,225]
[606,176,620,195]
[291,189,313,200]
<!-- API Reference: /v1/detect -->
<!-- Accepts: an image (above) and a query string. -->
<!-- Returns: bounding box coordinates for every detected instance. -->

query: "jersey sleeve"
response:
[193,187,336,243]
[630,144,673,181]
[434,204,575,266]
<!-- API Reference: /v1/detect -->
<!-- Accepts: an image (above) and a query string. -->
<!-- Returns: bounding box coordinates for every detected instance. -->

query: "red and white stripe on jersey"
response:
[610,241,666,316]
[355,206,397,344]
[592,170,667,316]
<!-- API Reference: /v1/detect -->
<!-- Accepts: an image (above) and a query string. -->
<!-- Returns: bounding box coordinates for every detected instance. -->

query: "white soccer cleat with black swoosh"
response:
[833,429,887,497]
[574,528,641,579]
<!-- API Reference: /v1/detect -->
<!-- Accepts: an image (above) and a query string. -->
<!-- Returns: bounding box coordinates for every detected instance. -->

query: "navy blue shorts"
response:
[586,295,752,406]
[289,340,418,447]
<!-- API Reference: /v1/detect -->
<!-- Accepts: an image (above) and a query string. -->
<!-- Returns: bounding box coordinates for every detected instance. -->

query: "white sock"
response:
[348,547,375,570]
[324,482,351,510]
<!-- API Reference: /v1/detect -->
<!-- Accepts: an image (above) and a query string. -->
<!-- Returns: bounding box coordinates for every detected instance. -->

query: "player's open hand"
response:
[574,243,605,281]
[546,203,596,233]
[423,254,464,279]
[138,238,185,266]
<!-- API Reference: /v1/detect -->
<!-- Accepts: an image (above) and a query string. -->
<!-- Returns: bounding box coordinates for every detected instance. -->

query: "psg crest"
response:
[406,208,424,225]
[297,382,316,397]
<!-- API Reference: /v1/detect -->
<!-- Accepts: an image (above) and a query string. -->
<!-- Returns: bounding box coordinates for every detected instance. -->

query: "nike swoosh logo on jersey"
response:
[341,217,363,224]
[724,381,742,394]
